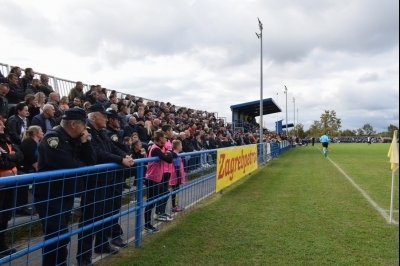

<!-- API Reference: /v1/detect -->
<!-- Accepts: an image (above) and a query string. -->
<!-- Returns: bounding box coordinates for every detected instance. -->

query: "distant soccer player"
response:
[367,136,372,146]
[319,132,330,157]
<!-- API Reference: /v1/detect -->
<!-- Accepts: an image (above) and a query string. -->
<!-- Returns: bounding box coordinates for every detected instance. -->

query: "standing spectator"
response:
[311,136,315,146]
[76,104,133,265]
[16,126,43,216]
[170,140,186,212]
[31,104,57,134]
[5,102,30,145]
[39,74,54,97]
[144,130,174,233]
[0,84,9,119]
[34,108,95,266]
[0,116,24,256]
[68,81,85,102]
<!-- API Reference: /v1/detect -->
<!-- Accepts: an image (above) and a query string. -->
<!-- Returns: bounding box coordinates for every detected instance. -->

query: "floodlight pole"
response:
[256,18,263,143]
[297,108,299,137]
[284,86,288,135]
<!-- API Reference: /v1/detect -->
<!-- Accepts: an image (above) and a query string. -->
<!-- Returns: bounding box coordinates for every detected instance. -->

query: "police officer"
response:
[76,104,134,266]
[34,108,96,266]
[105,110,131,245]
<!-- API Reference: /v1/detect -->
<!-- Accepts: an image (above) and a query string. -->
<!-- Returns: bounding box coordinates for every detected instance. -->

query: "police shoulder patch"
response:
[47,137,59,148]
[110,134,118,142]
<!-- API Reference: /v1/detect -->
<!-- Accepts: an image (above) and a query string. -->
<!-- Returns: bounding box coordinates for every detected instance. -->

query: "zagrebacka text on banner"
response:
[216,145,258,192]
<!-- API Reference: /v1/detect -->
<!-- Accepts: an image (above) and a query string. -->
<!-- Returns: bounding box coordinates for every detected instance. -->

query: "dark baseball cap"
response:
[107,110,120,119]
[88,104,112,115]
[62,108,93,122]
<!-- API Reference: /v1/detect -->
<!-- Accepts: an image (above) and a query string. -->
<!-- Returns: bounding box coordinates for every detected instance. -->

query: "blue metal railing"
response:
[0,142,290,265]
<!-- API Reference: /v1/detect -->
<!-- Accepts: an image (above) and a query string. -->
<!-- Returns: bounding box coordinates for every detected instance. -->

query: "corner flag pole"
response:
[387,130,399,224]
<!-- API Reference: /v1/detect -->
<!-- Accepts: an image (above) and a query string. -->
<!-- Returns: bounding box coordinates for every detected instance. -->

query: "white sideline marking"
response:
[326,155,399,225]
[384,210,399,213]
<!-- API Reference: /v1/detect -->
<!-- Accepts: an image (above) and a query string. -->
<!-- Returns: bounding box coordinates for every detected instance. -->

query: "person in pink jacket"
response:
[169,140,186,212]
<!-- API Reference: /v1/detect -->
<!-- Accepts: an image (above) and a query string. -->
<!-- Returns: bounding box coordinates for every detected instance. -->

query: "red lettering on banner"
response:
[218,153,226,179]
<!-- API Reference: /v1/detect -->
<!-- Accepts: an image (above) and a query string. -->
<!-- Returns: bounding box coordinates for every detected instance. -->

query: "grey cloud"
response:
[358,73,379,83]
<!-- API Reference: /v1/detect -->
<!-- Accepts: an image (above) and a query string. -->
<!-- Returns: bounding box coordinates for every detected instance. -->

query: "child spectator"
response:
[170,140,186,212]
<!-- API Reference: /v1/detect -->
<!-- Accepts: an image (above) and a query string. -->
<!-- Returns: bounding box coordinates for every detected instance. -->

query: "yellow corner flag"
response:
[387,130,399,171]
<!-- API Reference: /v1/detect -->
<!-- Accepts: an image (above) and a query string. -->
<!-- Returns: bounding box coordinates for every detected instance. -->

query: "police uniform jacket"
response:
[106,125,129,153]
[35,126,97,198]
[87,123,128,181]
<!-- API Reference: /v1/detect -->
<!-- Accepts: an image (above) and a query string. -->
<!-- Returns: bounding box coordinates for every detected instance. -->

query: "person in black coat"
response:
[76,104,134,265]
[31,104,57,134]
[5,102,31,145]
[0,116,24,256]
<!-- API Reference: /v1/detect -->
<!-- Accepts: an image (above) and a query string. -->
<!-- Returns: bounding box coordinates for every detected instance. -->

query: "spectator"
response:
[77,104,133,264]
[16,126,44,216]
[34,92,46,113]
[25,94,40,123]
[96,91,108,109]
[5,73,25,105]
[84,85,96,100]
[0,116,24,256]
[123,116,137,137]
[107,94,118,108]
[19,67,35,90]
[0,83,9,119]
[5,102,31,145]
[105,110,126,152]
[144,130,174,233]
[118,105,128,128]
[144,120,153,143]
[59,96,69,110]
[34,108,95,266]
[31,104,57,134]
[69,97,82,109]
[169,139,186,212]
[68,81,85,102]
[47,92,64,124]
[39,74,54,97]
[83,101,91,114]
[25,78,42,95]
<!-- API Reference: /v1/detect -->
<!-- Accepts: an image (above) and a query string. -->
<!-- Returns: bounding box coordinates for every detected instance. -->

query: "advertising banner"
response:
[216,145,258,192]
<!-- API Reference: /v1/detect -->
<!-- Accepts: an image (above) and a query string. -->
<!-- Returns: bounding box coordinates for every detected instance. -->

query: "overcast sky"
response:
[0,0,398,133]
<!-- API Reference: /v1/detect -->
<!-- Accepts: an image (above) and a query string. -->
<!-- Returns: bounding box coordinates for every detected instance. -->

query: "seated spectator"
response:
[123,116,137,137]
[84,85,96,100]
[25,78,42,95]
[5,102,30,145]
[31,104,57,134]
[69,97,82,109]
[25,94,40,123]
[19,67,35,90]
[34,92,46,113]
[39,74,54,97]
[5,73,25,105]
[118,105,128,128]
[107,94,118,108]
[96,92,108,109]
[59,96,69,110]
[47,92,64,124]
[0,83,9,119]
[83,101,91,114]
[68,81,85,102]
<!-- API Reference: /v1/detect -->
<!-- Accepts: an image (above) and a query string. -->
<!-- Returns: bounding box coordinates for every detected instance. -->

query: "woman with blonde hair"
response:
[15,126,44,216]
[144,120,153,143]
[34,92,46,113]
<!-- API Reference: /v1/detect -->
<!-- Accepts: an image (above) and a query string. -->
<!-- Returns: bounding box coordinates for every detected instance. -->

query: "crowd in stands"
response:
[0,66,291,264]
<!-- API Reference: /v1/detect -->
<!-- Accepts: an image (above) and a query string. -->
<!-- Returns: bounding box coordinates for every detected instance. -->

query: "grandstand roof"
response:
[230,98,281,117]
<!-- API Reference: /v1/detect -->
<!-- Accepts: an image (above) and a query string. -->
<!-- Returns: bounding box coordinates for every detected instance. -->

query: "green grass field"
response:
[100,143,399,266]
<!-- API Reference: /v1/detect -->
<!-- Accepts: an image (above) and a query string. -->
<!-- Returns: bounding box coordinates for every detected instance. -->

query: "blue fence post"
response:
[135,162,144,248]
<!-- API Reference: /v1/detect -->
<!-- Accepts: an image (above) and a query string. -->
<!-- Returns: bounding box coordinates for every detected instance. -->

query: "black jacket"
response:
[35,126,96,197]
[6,83,25,104]
[0,134,24,172]
[5,115,31,145]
